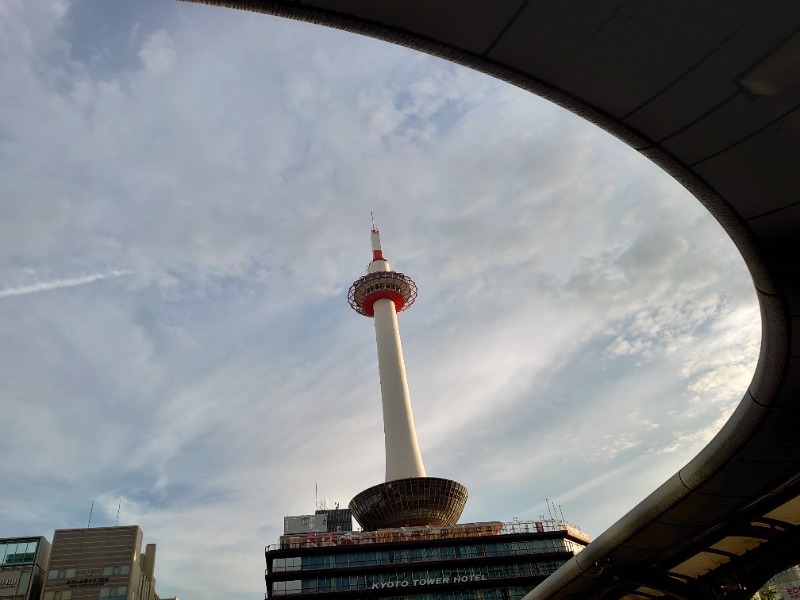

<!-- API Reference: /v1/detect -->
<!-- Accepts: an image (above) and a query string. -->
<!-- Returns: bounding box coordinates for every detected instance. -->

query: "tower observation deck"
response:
[347,222,467,531]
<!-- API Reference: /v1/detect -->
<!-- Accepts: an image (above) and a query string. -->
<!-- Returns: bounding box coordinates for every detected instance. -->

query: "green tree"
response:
[756,585,781,600]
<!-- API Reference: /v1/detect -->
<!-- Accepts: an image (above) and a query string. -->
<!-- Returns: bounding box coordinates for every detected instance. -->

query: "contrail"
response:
[0,269,132,299]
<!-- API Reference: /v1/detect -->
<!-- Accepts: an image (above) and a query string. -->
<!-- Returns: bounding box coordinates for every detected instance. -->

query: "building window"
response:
[103,565,130,576]
[48,568,77,579]
[99,586,127,600]
[272,581,301,596]
[0,539,38,566]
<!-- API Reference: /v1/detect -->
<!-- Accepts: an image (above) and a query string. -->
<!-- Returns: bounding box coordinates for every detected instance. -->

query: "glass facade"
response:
[271,538,583,572]
[274,584,534,600]
[369,588,533,600]
[271,561,568,595]
[267,519,590,599]
[99,585,128,600]
[267,523,590,599]
[314,510,353,534]
[0,540,38,567]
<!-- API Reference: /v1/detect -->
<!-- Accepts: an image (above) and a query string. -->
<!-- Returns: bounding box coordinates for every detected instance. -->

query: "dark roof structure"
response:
[180,1,800,598]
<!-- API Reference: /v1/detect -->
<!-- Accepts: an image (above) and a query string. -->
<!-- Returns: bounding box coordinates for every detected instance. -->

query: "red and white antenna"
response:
[370,211,384,262]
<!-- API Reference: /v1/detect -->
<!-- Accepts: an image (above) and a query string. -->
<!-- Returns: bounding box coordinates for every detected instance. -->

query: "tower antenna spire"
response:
[371,211,376,232]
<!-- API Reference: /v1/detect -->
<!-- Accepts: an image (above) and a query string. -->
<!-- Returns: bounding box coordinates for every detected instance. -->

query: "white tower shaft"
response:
[368,240,426,481]
[373,298,426,480]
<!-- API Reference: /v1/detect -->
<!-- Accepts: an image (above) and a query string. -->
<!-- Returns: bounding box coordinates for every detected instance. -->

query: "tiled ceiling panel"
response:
[486,2,759,117]
[624,3,800,141]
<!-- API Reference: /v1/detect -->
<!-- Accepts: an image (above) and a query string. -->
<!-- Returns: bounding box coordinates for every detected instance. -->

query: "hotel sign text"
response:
[0,571,21,598]
[66,577,109,588]
[372,574,488,589]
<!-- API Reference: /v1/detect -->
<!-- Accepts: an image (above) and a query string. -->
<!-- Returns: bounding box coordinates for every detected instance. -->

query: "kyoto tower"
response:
[347,219,468,530]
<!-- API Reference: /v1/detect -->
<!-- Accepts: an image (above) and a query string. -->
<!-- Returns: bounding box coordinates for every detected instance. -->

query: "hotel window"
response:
[272,580,301,595]
[99,585,127,600]
[48,568,76,579]
[43,592,72,600]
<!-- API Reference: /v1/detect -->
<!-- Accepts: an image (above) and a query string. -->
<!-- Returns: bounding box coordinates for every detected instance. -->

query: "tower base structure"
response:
[349,477,468,531]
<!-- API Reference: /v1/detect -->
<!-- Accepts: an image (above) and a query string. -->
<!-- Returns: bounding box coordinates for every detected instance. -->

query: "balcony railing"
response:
[266,519,590,552]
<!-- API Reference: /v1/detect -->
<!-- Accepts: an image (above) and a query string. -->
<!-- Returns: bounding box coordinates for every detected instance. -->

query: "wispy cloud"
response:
[0,270,131,299]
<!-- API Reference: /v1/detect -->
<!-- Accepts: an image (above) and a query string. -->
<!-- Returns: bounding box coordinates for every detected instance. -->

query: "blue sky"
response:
[0,1,761,599]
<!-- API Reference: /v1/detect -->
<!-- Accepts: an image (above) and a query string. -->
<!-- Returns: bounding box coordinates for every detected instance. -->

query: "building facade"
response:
[40,526,157,600]
[284,511,354,537]
[265,519,589,599]
[0,536,51,600]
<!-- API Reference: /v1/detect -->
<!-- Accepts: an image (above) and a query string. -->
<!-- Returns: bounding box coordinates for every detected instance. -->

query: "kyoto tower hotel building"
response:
[264,224,590,600]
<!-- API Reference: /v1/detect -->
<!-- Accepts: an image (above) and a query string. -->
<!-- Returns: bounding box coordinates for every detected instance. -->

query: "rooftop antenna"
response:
[545,499,555,521]
[115,499,122,527]
[559,504,566,523]
[87,500,95,528]
[371,211,376,231]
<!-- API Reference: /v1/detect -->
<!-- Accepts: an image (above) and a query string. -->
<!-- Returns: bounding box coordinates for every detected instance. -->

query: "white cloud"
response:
[0,270,131,298]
